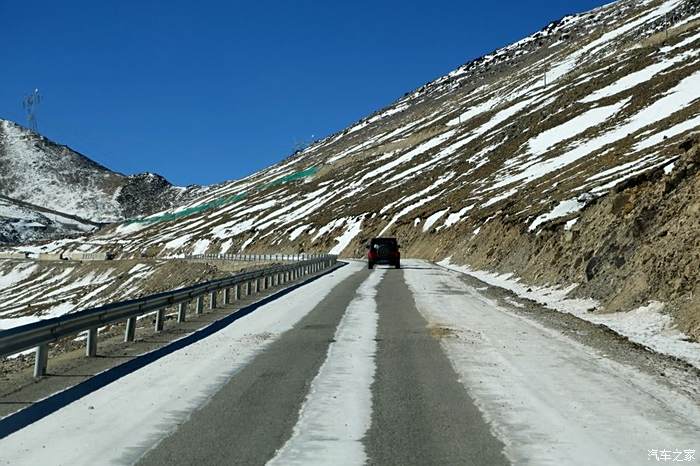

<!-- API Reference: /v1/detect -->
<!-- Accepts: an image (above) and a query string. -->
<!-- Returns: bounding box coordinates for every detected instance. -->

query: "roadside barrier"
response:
[0,255,337,377]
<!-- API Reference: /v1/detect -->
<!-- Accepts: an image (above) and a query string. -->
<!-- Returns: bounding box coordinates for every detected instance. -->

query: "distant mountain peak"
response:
[0,118,198,244]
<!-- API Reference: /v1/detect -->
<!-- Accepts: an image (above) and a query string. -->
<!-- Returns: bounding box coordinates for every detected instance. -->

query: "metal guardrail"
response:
[0,254,337,377]
[186,253,312,262]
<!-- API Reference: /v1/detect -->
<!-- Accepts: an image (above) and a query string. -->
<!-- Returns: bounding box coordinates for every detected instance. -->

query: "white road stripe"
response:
[268,269,385,466]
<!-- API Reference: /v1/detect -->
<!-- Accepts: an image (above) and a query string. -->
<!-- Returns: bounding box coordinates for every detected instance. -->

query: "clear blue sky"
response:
[1,0,608,186]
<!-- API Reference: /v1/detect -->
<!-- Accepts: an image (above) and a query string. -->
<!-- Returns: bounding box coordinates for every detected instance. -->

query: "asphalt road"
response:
[365,268,507,466]
[137,267,368,466]
[137,265,506,465]
[4,260,698,465]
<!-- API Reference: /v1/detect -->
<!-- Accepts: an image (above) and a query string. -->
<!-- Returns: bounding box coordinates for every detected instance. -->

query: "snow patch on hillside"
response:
[529,198,584,231]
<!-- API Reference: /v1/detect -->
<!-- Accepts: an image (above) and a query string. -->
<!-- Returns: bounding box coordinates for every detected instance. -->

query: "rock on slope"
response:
[0,119,198,242]
[20,0,700,337]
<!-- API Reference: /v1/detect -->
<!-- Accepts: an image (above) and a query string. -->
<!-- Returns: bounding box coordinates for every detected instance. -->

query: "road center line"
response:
[268,268,385,466]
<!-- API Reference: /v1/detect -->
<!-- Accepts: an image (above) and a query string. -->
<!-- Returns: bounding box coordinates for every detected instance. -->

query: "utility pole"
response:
[22,89,42,131]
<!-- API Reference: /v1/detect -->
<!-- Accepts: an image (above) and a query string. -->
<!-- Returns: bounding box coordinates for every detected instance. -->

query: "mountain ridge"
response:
[0,119,203,243]
[3,0,700,339]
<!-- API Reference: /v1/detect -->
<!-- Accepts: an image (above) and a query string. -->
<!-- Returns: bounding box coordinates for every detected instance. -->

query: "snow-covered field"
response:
[0,260,154,331]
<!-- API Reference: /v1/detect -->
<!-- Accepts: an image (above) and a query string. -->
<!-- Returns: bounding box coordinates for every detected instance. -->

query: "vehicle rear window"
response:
[371,238,397,246]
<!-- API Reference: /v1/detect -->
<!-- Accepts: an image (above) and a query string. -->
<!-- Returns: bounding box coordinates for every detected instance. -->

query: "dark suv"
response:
[367,237,401,269]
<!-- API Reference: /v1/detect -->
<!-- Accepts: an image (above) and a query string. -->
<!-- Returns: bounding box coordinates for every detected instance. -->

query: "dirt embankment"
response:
[417,138,700,341]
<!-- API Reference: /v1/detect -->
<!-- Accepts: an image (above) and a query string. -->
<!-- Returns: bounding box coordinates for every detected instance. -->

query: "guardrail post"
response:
[224,288,231,305]
[155,308,165,331]
[86,327,98,357]
[125,317,137,342]
[196,296,204,314]
[210,290,217,309]
[178,302,187,323]
[34,344,48,377]
[234,283,241,300]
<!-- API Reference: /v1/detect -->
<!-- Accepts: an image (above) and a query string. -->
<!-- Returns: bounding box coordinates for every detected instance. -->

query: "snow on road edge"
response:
[0,262,363,466]
[438,258,700,369]
[405,260,700,465]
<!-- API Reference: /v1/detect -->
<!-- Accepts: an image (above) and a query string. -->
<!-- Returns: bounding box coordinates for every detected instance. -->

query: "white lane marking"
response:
[403,259,700,466]
[268,269,385,466]
[0,262,363,466]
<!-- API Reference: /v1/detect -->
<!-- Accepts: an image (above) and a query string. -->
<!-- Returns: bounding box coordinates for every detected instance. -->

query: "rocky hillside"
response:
[11,0,700,337]
[0,119,200,242]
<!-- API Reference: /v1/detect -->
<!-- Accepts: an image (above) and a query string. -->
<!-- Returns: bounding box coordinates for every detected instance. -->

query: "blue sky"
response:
[2,0,608,186]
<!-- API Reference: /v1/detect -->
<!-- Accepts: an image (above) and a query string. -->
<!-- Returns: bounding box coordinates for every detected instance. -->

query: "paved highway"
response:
[1,260,698,465]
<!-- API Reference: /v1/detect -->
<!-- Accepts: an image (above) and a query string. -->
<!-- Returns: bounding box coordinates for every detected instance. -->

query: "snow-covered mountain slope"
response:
[83,0,699,253]
[0,120,199,231]
[0,258,236,331]
[14,0,700,336]
[0,195,97,244]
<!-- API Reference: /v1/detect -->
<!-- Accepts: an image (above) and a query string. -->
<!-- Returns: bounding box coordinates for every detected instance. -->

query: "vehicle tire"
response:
[368,262,374,269]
